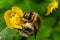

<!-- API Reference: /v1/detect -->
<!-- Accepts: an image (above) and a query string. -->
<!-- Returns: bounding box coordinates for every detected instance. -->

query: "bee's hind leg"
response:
[34,27,38,40]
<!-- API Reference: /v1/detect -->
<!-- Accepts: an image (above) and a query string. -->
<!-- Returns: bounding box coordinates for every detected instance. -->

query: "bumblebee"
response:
[18,12,41,37]
[4,6,41,37]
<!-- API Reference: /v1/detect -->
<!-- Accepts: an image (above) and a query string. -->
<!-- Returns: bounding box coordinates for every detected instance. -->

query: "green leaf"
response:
[0,27,18,40]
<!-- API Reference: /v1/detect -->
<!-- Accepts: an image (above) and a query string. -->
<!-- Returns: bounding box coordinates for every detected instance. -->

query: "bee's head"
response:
[23,12,33,22]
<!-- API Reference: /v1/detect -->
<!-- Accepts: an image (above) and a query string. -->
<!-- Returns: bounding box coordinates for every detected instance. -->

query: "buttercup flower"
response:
[4,6,25,29]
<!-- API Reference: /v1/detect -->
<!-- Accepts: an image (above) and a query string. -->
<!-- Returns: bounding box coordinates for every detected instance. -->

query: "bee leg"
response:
[34,27,38,39]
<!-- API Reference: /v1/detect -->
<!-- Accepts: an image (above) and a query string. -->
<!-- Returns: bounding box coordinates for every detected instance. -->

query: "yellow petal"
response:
[4,6,25,29]
[45,0,58,16]
[4,10,11,28]
[11,6,24,17]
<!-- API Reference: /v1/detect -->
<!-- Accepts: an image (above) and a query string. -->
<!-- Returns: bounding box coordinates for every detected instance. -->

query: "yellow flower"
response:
[4,6,25,29]
[45,0,58,16]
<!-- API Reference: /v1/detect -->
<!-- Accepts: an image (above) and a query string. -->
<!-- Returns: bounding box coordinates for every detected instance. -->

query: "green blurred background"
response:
[0,0,60,40]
